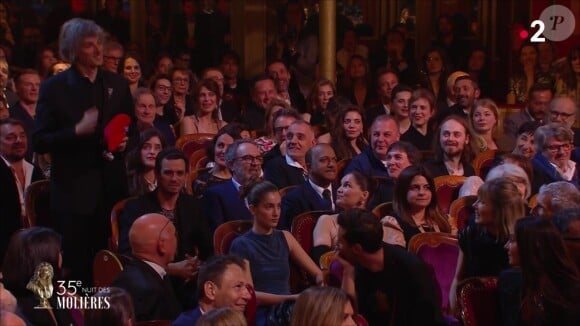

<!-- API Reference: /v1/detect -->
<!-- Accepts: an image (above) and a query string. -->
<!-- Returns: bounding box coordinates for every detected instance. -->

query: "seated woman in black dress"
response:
[449,178,526,312]
[229,181,323,326]
[125,128,167,197]
[2,227,79,326]
[401,88,436,151]
[192,123,248,198]
[499,217,580,326]
[382,165,453,247]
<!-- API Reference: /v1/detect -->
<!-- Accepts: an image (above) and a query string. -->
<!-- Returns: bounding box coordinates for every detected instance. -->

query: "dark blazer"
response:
[0,159,44,263]
[434,103,468,126]
[112,258,182,322]
[9,102,35,161]
[119,190,212,260]
[401,126,434,151]
[531,153,580,194]
[344,145,390,178]
[280,180,335,230]
[203,180,253,232]
[423,160,476,178]
[219,98,240,123]
[365,103,390,127]
[33,67,133,214]
[173,306,203,326]
[238,103,265,131]
[264,155,307,189]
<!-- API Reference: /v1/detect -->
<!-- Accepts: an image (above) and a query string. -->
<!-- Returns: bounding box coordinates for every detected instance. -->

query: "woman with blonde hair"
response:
[469,98,502,153]
[449,178,526,312]
[291,287,356,326]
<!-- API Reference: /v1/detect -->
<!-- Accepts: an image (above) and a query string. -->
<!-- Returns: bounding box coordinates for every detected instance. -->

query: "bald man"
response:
[0,311,26,326]
[113,214,182,322]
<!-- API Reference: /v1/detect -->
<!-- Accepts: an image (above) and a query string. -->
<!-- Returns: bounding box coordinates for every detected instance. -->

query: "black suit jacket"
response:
[365,104,389,127]
[202,180,253,232]
[0,159,44,263]
[264,155,307,189]
[280,180,335,230]
[112,258,182,322]
[119,190,212,260]
[9,102,35,161]
[238,103,265,131]
[33,67,133,214]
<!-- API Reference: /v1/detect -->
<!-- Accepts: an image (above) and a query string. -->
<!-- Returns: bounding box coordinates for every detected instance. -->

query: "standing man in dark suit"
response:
[281,144,337,230]
[0,119,44,262]
[264,120,316,189]
[203,139,262,232]
[33,18,133,284]
[113,213,182,322]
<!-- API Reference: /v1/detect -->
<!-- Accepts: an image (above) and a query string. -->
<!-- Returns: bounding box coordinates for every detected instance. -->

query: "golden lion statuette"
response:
[26,262,54,309]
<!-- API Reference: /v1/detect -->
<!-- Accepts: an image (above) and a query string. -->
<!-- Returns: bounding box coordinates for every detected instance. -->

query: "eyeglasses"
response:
[104,56,122,62]
[545,143,573,153]
[549,110,575,119]
[156,85,173,92]
[235,155,263,164]
[274,125,291,133]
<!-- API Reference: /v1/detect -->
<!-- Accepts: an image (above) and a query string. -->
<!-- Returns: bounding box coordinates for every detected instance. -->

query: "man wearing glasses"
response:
[203,139,262,232]
[531,123,579,194]
[102,40,124,73]
[545,96,580,146]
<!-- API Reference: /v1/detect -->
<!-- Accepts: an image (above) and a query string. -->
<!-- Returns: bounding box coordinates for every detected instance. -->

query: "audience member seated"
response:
[464,46,492,97]
[535,181,580,219]
[368,141,421,209]
[256,99,290,155]
[337,28,368,72]
[331,105,367,161]
[511,121,541,159]
[438,71,469,114]
[506,43,540,105]
[9,69,41,161]
[316,96,352,144]
[169,67,195,121]
[470,98,510,153]
[262,108,302,165]
[2,227,77,325]
[435,75,481,125]
[119,149,212,283]
[0,119,45,260]
[203,139,262,232]
[181,79,228,135]
[264,120,315,189]
[202,67,240,123]
[196,307,248,326]
[335,208,445,325]
[281,144,337,230]
[503,84,553,144]
[401,88,436,150]
[113,214,182,322]
[129,87,175,148]
[229,181,323,326]
[119,54,144,97]
[173,255,252,326]
[531,123,578,193]
[125,128,167,197]
[291,287,356,326]
[555,45,579,100]
[553,209,580,270]
[312,171,369,262]
[449,178,525,312]
[339,55,375,110]
[544,96,580,146]
[499,217,580,326]
[418,47,448,104]
[267,60,305,113]
[304,79,336,126]
[383,166,453,247]
[386,84,413,135]
[192,124,245,198]
[102,41,124,74]
[424,115,476,177]
[240,74,278,132]
[150,73,179,126]
[365,70,399,127]
[221,50,250,109]
[84,287,135,326]
[344,115,400,178]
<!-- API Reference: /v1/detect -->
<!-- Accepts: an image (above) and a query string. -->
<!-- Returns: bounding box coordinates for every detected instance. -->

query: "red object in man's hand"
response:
[104,114,131,152]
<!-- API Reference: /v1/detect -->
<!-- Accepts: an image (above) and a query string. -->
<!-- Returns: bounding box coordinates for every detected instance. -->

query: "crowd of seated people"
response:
[1,2,580,325]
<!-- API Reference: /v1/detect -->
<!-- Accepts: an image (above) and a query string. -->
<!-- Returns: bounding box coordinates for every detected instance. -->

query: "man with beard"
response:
[424,115,476,178]
[239,74,278,131]
[266,60,305,112]
[264,120,316,189]
[203,139,262,232]
[345,115,400,178]
[0,119,44,261]
[280,144,337,230]
[504,84,553,140]
[335,208,444,326]
[435,75,480,125]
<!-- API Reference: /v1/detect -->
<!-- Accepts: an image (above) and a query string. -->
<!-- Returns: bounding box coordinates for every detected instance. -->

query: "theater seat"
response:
[456,277,499,326]
[93,250,124,288]
[213,220,253,255]
[434,176,467,214]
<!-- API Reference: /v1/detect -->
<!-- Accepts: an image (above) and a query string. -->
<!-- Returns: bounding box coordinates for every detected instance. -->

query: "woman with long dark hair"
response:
[555,45,580,101]
[383,166,452,247]
[331,106,368,160]
[125,128,167,197]
[181,78,227,135]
